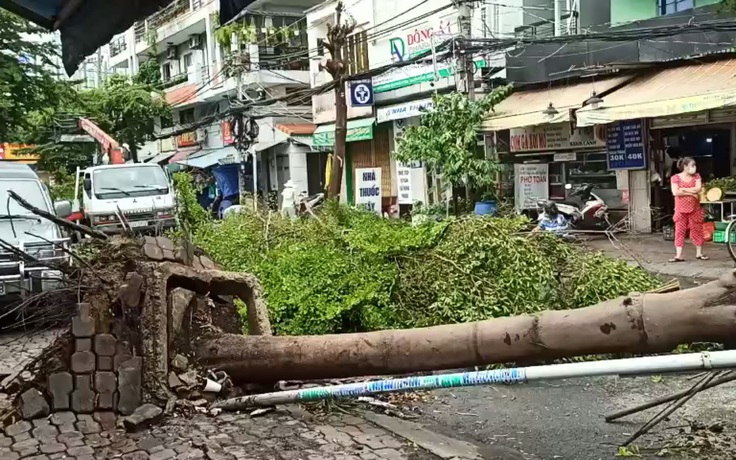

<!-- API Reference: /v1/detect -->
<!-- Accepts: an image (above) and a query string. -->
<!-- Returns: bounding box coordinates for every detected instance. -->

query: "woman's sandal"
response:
[669,258,685,262]
[696,255,710,260]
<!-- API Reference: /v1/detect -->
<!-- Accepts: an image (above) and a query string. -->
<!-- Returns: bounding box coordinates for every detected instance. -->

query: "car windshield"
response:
[0,180,49,217]
[93,166,169,199]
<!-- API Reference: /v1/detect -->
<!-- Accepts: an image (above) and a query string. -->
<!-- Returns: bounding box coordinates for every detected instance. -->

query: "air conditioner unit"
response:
[166,47,177,60]
[188,35,202,49]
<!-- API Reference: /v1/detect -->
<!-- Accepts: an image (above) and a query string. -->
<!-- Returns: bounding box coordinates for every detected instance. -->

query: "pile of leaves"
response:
[185,186,659,336]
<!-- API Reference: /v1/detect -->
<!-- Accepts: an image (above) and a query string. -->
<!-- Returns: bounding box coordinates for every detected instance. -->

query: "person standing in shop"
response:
[670,157,709,262]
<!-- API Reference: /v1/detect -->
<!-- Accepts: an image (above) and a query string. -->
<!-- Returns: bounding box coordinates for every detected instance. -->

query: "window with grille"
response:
[342,31,369,75]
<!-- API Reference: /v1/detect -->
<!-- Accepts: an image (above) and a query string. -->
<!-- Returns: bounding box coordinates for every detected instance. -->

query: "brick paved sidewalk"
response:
[0,406,439,460]
[0,329,64,380]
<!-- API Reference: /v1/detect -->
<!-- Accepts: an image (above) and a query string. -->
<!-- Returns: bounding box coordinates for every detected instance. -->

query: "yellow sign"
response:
[0,143,39,164]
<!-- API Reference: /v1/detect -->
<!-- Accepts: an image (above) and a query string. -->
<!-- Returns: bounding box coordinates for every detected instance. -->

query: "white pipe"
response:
[212,350,736,411]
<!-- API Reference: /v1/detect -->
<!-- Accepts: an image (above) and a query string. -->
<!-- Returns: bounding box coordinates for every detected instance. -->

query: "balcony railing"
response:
[134,0,190,45]
[110,36,127,57]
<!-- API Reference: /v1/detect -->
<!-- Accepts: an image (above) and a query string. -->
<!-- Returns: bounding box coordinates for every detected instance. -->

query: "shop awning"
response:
[248,126,291,153]
[481,76,633,131]
[176,146,238,169]
[313,117,374,147]
[145,152,176,165]
[576,59,736,127]
[168,146,201,164]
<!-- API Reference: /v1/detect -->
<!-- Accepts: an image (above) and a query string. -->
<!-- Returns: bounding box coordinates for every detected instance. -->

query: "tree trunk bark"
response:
[198,271,736,384]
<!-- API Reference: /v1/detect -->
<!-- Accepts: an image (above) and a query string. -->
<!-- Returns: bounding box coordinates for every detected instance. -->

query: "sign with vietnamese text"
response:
[510,124,606,153]
[514,163,548,210]
[396,164,412,205]
[177,131,198,148]
[355,167,382,214]
[221,121,234,145]
[377,98,433,123]
[606,120,646,170]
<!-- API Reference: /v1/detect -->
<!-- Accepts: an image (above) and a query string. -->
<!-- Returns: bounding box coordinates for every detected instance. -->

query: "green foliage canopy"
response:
[395,88,512,193]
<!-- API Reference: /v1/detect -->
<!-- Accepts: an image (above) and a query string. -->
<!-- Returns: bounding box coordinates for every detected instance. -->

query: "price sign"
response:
[606,120,646,170]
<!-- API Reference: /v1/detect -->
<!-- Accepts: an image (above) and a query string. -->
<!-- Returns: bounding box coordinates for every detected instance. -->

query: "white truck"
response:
[72,163,176,235]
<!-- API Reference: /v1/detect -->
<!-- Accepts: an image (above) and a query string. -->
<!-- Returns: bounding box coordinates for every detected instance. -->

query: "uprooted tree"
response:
[3,189,736,423]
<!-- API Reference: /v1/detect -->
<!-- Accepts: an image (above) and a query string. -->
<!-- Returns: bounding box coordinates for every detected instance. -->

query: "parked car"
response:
[0,163,72,300]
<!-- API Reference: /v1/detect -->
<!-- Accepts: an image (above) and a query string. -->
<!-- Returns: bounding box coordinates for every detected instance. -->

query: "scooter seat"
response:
[555,200,582,209]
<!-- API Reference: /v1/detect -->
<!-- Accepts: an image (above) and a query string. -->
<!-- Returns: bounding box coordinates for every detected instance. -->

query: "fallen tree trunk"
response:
[198,270,736,383]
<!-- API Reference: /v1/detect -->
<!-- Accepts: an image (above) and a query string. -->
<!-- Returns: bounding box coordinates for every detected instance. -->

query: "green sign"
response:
[374,57,487,94]
[313,120,374,147]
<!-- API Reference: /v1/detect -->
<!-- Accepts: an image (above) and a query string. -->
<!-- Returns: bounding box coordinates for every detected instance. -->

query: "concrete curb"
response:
[362,411,527,460]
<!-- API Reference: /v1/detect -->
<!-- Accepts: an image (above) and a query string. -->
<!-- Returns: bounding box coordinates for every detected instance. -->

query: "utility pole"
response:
[95,47,102,89]
[323,2,355,200]
[454,0,475,100]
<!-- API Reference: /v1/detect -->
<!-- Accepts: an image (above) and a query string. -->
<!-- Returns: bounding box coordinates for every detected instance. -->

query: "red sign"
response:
[221,121,234,145]
[176,131,198,148]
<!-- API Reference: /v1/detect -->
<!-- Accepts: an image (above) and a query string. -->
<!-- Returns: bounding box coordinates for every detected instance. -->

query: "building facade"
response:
[104,0,323,199]
[481,0,736,233]
[306,0,527,211]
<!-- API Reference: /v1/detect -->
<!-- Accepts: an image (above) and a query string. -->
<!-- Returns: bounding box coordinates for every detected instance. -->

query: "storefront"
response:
[575,57,736,232]
[375,98,433,208]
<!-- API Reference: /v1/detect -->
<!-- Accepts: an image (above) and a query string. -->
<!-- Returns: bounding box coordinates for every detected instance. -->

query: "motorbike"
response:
[548,183,611,231]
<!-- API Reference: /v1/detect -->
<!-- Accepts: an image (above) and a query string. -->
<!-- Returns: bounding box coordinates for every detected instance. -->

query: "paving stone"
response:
[94,334,117,356]
[11,437,39,451]
[373,448,403,459]
[57,431,84,444]
[57,423,77,434]
[39,443,66,454]
[114,352,134,371]
[31,419,50,429]
[0,435,10,448]
[31,425,58,441]
[4,420,32,437]
[149,448,176,460]
[49,412,76,426]
[12,432,30,442]
[19,388,50,420]
[122,451,149,460]
[94,371,117,410]
[67,445,95,456]
[0,448,19,459]
[117,357,142,416]
[16,446,40,457]
[84,433,110,448]
[93,411,118,431]
[98,356,113,371]
[70,375,95,414]
[72,307,95,338]
[76,338,92,351]
[121,404,163,432]
[71,351,96,374]
[76,414,101,434]
[47,372,73,411]
[376,435,403,449]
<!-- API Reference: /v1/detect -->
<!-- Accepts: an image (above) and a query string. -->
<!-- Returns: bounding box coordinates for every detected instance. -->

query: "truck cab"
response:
[77,163,176,234]
[0,163,71,299]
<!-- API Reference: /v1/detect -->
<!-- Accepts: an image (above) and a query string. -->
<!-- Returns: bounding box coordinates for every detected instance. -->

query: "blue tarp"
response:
[212,164,239,198]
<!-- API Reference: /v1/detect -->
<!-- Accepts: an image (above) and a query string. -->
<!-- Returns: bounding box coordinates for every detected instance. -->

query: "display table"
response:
[701,199,736,222]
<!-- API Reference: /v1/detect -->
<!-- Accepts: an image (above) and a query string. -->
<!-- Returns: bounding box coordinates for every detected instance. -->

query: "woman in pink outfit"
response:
[670,157,708,262]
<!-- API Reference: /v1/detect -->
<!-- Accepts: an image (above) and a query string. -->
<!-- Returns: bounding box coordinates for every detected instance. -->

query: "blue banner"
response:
[606,120,646,170]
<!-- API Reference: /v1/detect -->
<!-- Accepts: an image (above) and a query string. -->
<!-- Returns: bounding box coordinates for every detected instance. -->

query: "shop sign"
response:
[510,124,606,153]
[377,98,434,123]
[396,164,412,205]
[553,152,576,162]
[387,15,455,62]
[312,83,373,124]
[176,131,198,148]
[372,57,485,94]
[606,120,646,170]
[221,121,234,145]
[514,163,548,210]
[350,81,374,107]
[0,143,39,163]
[355,167,382,214]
